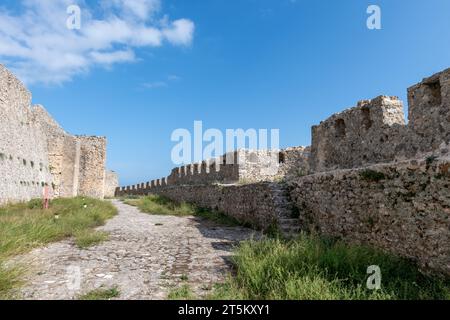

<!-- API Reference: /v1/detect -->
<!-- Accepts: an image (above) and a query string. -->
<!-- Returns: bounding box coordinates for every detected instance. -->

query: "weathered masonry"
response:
[119,68,450,276]
[0,64,119,204]
[310,68,450,172]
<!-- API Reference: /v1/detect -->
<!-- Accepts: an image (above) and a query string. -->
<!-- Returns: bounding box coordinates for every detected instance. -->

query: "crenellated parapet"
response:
[118,68,450,197]
[116,149,286,196]
[309,95,409,172]
[309,68,450,172]
[408,68,450,151]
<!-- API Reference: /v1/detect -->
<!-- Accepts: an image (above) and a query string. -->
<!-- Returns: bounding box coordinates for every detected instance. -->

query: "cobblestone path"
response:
[11,200,259,300]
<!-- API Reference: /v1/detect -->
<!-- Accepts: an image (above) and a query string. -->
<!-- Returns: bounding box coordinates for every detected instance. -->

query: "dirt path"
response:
[11,200,259,300]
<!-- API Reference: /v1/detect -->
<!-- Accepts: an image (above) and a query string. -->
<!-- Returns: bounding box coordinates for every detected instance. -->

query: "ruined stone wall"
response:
[149,183,280,230]
[309,96,410,172]
[289,150,450,276]
[1,64,114,204]
[408,68,450,152]
[104,170,119,198]
[237,150,280,183]
[0,65,52,205]
[278,146,311,179]
[117,68,450,276]
[119,150,284,196]
[165,150,280,186]
[309,68,450,173]
[166,152,240,186]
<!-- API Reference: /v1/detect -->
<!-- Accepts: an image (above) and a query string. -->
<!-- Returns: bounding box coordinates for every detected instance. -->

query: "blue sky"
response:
[1,0,450,185]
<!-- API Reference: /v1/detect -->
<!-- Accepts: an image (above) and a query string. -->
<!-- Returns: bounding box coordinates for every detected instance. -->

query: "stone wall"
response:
[117,67,450,276]
[289,151,450,275]
[0,66,53,204]
[77,136,107,199]
[237,150,280,183]
[120,64,450,195]
[278,146,311,179]
[150,183,281,230]
[118,149,288,195]
[310,68,450,173]
[408,68,450,152]
[309,96,410,172]
[0,64,115,204]
[31,105,80,198]
[104,171,119,198]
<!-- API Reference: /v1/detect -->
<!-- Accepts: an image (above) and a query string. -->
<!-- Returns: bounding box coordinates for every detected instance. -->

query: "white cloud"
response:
[90,50,136,65]
[142,74,181,89]
[162,19,196,46]
[107,0,161,21]
[0,0,195,85]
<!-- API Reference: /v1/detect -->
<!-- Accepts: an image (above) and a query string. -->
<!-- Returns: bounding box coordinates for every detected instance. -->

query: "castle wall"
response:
[117,67,450,276]
[309,68,450,173]
[309,96,410,172]
[408,68,450,152]
[236,150,280,183]
[0,65,52,205]
[0,64,114,204]
[31,105,80,198]
[289,151,450,276]
[278,146,311,179]
[148,183,280,230]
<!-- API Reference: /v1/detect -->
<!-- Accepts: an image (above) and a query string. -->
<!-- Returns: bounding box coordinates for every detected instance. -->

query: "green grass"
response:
[75,230,109,249]
[0,264,23,300]
[0,197,117,298]
[208,233,450,300]
[124,195,241,226]
[78,286,120,300]
[168,284,196,300]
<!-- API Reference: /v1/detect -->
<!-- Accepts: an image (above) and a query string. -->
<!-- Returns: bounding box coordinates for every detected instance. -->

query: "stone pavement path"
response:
[11,200,260,300]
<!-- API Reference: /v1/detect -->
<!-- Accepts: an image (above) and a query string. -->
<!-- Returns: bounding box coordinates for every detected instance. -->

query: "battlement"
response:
[117,149,286,196]
[309,68,450,172]
[408,68,450,151]
[309,95,408,172]
[118,67,450,195]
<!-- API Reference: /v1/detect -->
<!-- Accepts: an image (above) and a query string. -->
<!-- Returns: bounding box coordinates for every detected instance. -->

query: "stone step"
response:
[270,183,301,238]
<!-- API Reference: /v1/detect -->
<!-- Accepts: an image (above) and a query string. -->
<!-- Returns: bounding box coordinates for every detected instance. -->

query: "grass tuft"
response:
[75,230,109,249]
[78,286,120,300]
[168,284,196,300]
[208,233,450,300]
[124,195,241,226]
